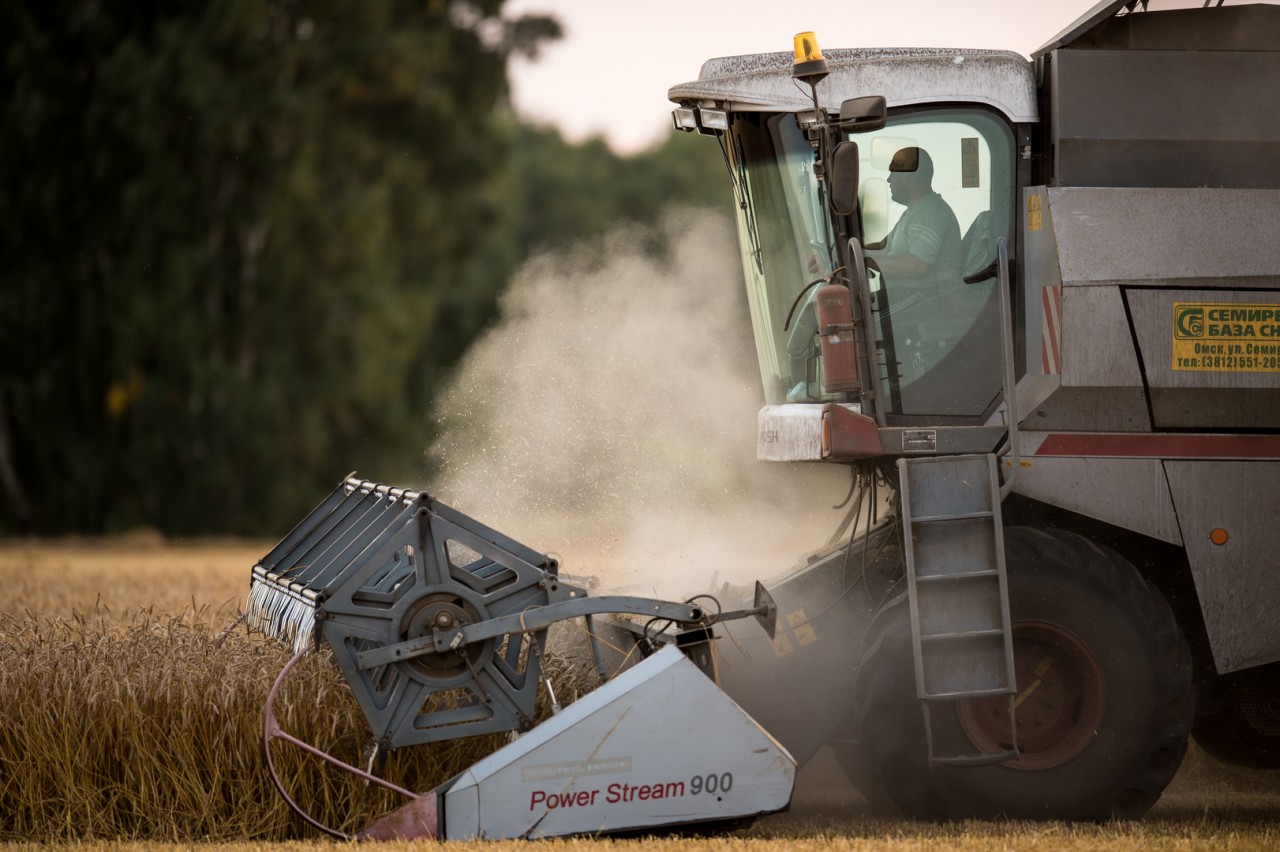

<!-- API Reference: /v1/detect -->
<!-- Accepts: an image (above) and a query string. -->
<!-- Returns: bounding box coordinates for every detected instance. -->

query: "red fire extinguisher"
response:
[815,283,860,394]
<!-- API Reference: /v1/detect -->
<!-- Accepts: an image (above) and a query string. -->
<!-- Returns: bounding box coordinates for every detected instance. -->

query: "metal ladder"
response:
[898,453,1018,766]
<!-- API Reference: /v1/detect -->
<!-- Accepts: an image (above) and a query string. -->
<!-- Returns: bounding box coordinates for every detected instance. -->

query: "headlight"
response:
[672,107,698,132]
[698,109,728,132]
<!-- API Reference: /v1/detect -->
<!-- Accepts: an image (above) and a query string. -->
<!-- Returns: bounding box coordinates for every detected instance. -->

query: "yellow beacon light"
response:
[794,32,824,64]
[792,31,829,83]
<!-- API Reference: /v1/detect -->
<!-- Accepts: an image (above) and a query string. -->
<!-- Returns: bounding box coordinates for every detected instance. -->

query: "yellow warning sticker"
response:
[786,609,818,647]
[1027,195,1042,232]
[1172,302,1280,371]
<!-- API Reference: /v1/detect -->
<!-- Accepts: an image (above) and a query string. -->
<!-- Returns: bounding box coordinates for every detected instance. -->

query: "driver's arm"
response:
[865,220,941,277]
[864,249,930,277]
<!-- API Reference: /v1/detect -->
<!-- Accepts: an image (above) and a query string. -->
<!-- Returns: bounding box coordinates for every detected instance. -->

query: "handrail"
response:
[996,237,1021,498]
[848,237,886,426]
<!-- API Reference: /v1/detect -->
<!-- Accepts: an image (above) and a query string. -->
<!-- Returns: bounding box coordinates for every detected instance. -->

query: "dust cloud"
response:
[426,211,849,598]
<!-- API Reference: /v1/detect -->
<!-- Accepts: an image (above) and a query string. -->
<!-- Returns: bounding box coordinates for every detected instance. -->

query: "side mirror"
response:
[838,95,887,133]
[829,140,859,216]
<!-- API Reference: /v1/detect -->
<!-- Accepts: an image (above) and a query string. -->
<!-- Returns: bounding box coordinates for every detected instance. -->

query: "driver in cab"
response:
[786,146,965,401]
[863,146,962,314]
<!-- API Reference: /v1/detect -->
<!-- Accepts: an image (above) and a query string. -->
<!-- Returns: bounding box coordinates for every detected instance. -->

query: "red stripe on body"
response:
[1041,285,1061,374]
[1035,433,1280,459]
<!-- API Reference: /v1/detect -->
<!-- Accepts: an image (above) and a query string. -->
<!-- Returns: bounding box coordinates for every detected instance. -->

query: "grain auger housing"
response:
[247,476,791,840]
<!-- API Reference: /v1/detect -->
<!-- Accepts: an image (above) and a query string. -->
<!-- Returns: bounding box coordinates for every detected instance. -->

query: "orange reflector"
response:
[793,32,824,64]
[1210,528,1229,546]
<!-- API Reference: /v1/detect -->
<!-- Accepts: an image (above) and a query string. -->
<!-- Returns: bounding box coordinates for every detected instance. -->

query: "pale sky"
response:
[504,0,1108,154]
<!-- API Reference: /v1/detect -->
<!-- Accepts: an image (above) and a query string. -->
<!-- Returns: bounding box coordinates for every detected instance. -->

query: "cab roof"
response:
[667,47,1037,124]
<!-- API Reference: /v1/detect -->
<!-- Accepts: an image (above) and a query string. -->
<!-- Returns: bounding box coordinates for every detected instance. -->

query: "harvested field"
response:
[2,537,1279,848]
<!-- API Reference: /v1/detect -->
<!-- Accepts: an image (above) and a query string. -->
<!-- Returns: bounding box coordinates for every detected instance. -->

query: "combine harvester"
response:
[247,0,1280,838]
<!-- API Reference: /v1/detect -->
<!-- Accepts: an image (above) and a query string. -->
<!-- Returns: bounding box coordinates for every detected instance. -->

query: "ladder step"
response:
[920,628,1006,642]
[909,510,995,523]
[916,569,1000,583]
[899,454,1019,765]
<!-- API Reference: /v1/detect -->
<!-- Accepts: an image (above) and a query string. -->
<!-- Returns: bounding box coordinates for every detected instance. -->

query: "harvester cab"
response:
[673,34,1026,449]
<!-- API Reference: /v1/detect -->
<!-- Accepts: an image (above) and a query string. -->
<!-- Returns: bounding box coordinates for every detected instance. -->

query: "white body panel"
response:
[757,404,827,461]
[1007,449,1183,546]
[1166,461,1280,673]
[442,646,795,839]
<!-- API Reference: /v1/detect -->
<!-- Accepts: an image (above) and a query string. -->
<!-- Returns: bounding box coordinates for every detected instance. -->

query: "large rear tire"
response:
[836,526,1194,819]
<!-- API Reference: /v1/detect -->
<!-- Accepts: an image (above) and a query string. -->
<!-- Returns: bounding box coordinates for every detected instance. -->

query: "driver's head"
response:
[887,146,934,203]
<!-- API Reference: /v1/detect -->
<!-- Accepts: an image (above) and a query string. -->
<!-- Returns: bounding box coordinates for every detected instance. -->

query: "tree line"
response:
[0,0,728,535]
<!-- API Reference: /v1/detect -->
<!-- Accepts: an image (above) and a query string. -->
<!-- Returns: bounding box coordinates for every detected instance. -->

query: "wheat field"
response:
[2,536,1279,849]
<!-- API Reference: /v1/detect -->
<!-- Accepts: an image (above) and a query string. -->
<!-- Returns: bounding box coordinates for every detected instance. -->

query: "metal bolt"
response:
[435,611,455,629]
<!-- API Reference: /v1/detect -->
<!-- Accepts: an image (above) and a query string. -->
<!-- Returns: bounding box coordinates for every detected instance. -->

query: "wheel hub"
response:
[401,593,487,680]
[957,620,1105,770]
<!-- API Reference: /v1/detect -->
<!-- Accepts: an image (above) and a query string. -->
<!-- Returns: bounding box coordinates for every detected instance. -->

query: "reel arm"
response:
[354,595,705,671]
[353,584,779,673]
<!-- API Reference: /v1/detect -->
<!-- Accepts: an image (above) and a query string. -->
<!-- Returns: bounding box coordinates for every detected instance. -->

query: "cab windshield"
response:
[727,107,1017,423]
[726,113,839,405]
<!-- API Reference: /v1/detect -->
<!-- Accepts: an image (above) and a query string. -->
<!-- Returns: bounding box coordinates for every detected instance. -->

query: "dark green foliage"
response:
[0,0,540,534]
[508,121,729,257]
[0,1,727,536]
